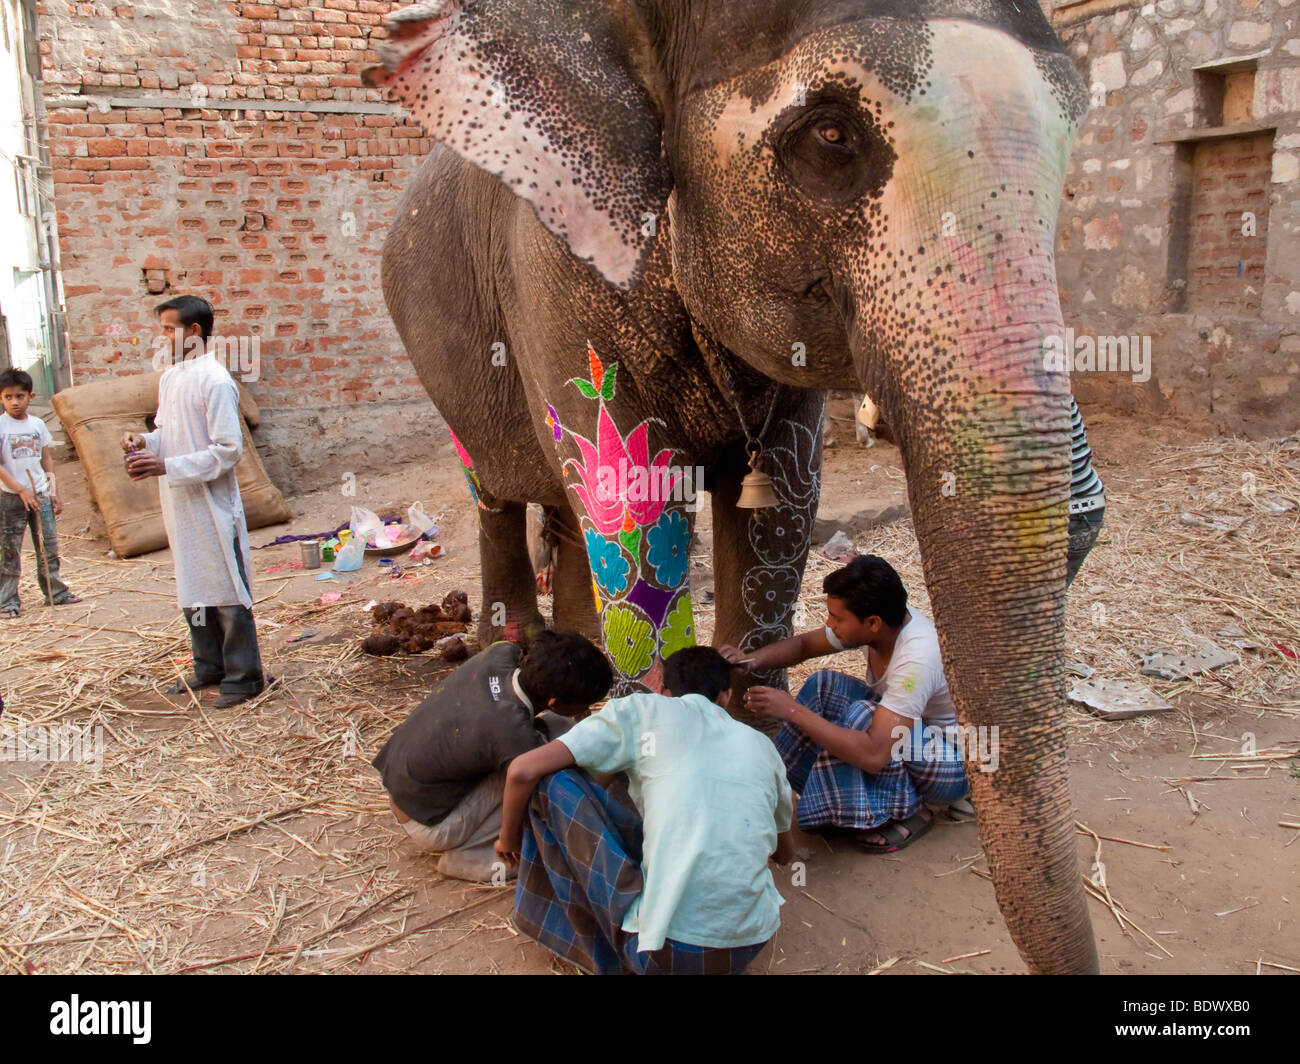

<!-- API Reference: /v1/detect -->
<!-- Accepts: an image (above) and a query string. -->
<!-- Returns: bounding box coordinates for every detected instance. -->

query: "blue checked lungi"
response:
[775,670,969,832]
[512,768,768,975]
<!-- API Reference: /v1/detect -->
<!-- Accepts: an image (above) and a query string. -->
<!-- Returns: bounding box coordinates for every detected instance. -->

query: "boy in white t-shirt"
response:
[723,555,968,854]
[0,368,78,618]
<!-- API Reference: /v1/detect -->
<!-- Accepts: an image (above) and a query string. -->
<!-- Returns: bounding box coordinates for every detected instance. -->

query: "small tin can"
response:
[300,540,322,570]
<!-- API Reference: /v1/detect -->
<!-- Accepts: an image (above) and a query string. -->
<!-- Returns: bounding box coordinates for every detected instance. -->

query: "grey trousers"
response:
[0,491,71,612]
[181,533,265,696]
[1067,507,1106,588]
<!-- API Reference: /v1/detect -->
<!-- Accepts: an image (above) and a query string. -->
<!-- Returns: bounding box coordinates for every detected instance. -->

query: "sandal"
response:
[935,797,977,823]
[854,809,934,854]
[0,608,19,619]
[168,674,221,695]
[54,594,82,606]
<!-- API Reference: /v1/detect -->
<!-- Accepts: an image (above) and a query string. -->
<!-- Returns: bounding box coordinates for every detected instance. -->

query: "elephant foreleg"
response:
[711,396,825,728]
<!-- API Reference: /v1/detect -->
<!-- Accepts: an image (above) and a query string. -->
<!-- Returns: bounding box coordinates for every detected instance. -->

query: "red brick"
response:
[87,138,127,156]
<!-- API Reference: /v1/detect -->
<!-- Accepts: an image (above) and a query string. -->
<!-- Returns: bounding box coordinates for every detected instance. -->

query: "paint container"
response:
[321,546,335,563]
[300,540,322,570]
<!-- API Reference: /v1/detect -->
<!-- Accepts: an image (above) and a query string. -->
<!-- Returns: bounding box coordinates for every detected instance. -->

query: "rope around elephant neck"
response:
[699,329,782,467]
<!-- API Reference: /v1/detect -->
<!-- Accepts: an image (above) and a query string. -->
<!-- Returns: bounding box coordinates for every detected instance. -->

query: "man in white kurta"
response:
[124,295,268,708]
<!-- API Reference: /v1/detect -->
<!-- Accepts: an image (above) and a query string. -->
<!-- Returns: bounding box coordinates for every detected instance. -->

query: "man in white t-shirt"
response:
[723,555,970,854]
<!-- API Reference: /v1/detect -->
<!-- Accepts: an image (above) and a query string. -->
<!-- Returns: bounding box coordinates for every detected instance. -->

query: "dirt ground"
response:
[1,402,1297,976]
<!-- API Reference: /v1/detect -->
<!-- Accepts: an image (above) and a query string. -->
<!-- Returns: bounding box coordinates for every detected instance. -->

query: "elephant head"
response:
[368,0,1097,973]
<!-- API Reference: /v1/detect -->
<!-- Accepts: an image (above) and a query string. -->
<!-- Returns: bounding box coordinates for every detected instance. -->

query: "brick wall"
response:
[1188,132,1272,315]
[38,0,448,493]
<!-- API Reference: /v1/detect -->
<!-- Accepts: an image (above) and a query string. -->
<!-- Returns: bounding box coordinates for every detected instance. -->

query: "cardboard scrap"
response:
[1068,677,1174,721]
[1179,512,1245,534]
[1139,635,1236,681]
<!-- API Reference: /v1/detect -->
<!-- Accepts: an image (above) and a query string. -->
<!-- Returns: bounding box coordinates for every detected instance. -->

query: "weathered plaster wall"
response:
[1047,0,1300,436]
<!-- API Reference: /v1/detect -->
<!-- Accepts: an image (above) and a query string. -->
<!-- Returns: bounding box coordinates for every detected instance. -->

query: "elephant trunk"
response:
[879,325,1098,974]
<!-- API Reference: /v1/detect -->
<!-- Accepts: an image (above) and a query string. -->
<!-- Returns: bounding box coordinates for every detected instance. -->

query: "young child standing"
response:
[0,368,79,618]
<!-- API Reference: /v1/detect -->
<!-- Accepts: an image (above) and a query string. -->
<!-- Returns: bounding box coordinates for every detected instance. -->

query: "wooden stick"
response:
[129,798,324,871]
[327,890,509,969]
[1080,876,1174,958]
[1076,821,1172,852]
[26,472,55,608]
[800,890,876,937]
[941,949,992,963]
[1190,750,1297,762]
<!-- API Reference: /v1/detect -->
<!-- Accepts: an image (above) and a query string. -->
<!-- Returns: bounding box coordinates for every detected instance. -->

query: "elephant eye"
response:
[776,106,895,207]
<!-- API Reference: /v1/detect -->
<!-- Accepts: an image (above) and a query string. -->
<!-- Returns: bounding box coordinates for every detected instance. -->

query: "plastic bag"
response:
[332,535,365,572]
[407,501,439,539]
[350,506,384,548]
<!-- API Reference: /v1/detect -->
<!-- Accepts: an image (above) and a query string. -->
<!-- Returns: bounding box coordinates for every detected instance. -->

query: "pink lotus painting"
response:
[564,405,683,535]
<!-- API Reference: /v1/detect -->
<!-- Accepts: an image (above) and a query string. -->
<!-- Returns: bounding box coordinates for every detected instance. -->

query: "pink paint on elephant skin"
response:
[371,0,1100,973]
[565,405,683,535]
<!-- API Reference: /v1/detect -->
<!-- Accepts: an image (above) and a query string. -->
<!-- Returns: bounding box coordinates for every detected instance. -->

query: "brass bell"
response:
[737,467,779,509]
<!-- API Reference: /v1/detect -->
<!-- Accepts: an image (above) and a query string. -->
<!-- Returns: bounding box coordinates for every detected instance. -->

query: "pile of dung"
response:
[361,590,473,660]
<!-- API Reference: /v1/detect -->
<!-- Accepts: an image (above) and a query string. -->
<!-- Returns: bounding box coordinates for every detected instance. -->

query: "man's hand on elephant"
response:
[744,685,800,721]
[718,644,756,669]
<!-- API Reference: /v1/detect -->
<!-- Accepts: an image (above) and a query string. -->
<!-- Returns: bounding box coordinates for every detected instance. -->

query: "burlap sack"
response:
[51,371,291,558]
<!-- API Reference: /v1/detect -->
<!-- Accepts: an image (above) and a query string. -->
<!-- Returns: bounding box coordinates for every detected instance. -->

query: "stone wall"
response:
[1046,0,1300,436]
[37,0,450,494]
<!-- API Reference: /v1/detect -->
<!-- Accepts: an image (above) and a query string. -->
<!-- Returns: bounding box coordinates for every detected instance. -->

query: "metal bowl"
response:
[362,524,423,557]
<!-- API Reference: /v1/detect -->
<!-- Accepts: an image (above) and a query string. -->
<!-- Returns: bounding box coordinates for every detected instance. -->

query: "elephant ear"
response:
[366,0,669,289]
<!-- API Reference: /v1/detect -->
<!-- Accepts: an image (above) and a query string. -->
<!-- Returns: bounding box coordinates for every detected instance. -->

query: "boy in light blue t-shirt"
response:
[496,645,794,975]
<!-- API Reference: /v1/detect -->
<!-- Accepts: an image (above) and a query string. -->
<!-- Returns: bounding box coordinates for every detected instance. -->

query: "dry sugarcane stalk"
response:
[129,799,324,871]
[26,472,55,608]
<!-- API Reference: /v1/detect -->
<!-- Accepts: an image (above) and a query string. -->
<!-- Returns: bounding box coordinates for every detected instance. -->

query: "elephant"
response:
[367,0,1098,973]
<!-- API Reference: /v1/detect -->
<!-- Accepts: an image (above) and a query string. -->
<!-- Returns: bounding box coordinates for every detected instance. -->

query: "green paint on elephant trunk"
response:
[897,405,1098,975]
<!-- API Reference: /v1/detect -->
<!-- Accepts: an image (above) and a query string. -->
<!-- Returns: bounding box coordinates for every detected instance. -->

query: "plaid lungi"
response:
[775,670,968,832]
[512,768,769,975]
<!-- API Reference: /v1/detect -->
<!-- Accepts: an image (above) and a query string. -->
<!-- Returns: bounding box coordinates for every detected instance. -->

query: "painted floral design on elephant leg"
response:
[542,344,699,690]
[737,401,826,689]
[448,427,486,509]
